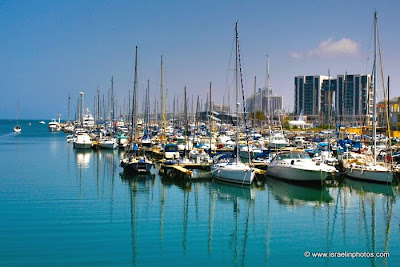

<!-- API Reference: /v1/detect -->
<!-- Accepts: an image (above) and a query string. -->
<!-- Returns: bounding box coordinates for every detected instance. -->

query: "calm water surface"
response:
[1,120,399,266]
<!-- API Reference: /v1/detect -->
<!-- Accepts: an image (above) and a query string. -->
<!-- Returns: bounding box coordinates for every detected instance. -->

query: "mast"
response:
[328,69,331,128]
[373,11,377,164]
[161,56,167,143]
[131,46,138,143]
[235,22,240,163]
[184,86,188,158]
[111,76,114,122]
[253,76,256,127]
[68,92,71,122]
[266,55,271,119]
[209,82,214,153]
[196,95,200,132]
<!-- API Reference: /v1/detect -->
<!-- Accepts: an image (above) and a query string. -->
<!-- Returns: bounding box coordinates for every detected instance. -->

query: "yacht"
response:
[267,151,337,182]
[268,131,289,149]
[73,132,92,149]
[48,119,61,132]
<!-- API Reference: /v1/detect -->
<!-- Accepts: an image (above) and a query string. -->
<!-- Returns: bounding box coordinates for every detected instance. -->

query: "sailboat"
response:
[211,22,255,185]
[120,46,153,173]
[13,100,21,133]
[344,12,393,184]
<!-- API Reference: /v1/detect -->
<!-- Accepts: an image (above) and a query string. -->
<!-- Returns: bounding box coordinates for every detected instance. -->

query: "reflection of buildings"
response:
[294,74,373,126]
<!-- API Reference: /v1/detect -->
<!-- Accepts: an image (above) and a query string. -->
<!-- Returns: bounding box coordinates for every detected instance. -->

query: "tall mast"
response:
[184,86,188,157]
[209,82,214,152]
[111,76,114,122]
[266,54,271,119]
[235,22,240,163]
[253,76,256,127]
[161,55,167,143]
[146,79,150,131]
[196,95,200,131]
[68,92,71,122]
[373,11,377,164]
[131,46,138,143]
[328,69,331,129]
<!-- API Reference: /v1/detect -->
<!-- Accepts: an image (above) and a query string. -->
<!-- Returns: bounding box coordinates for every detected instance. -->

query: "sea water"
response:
[0,120,399,266]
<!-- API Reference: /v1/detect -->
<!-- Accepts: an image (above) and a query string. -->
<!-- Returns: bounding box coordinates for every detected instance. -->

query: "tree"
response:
[255,111,265,126]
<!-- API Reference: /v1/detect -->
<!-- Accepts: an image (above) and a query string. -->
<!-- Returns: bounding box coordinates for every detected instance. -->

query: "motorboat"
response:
[117,133,129,148]
[164,143,180,160]
[267,151,337,182]
[73,132,92,149]
[13,125,21,133]
[48,119,61,132]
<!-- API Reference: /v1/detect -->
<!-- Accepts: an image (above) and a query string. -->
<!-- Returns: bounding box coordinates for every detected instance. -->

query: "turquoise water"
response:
[0,120,399,266]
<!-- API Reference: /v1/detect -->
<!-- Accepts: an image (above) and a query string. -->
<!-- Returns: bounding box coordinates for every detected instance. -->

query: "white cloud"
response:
[290,37,359,59]
[310,37,359,56]
[290,52,303,59]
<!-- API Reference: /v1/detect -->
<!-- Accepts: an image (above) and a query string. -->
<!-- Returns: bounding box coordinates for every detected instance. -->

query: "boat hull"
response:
[99,142,118,149]
[346,167,393,183]
[267,165,331,182]
[211,163,255,185]
[73,142,92,149]
[120,160,152,173]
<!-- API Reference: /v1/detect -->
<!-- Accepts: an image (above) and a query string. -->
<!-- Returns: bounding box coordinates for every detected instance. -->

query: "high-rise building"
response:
[295,74,373,126]
[294,75,329,117]
[246,86,283,117]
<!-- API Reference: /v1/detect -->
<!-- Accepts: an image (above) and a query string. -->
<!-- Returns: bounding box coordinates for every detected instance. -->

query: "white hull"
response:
[73,142,92,149]
[73,133,92,149]
[13,126,21,133]
[99,141,118,149]
[49,126,60,132]
[211,162,255,185]
[267,165,331,182]
[346,166,393,183]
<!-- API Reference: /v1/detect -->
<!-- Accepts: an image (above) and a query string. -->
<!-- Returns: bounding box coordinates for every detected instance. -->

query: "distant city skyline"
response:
[1,0,399,119]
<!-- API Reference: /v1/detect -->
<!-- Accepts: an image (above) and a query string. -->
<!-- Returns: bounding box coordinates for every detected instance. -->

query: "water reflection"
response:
[75,150,92,168]
[122,172,156,267]
[266,177,334,207]
[344,178,394,196]
[69,148,399,267]
[211,181,255,201]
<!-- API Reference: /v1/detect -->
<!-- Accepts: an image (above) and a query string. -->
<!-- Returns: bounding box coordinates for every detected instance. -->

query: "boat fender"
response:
[291,160,294,165]
[360,168,364,174]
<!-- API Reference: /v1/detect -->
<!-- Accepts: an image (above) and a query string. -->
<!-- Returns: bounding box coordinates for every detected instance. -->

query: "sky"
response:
[1,0,399,119]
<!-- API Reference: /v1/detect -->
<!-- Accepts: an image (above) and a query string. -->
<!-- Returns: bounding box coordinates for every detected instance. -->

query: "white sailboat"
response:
[344,12,393,184]
[211,22,255,185]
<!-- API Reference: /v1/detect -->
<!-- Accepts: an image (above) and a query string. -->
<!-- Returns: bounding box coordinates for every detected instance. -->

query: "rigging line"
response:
[377,22,393,168]
[224,30,236,111]
[365,16,374,75]
[237,28,252,164]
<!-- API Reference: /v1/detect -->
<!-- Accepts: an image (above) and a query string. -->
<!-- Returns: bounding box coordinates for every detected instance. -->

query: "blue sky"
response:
[1,0,399,119]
